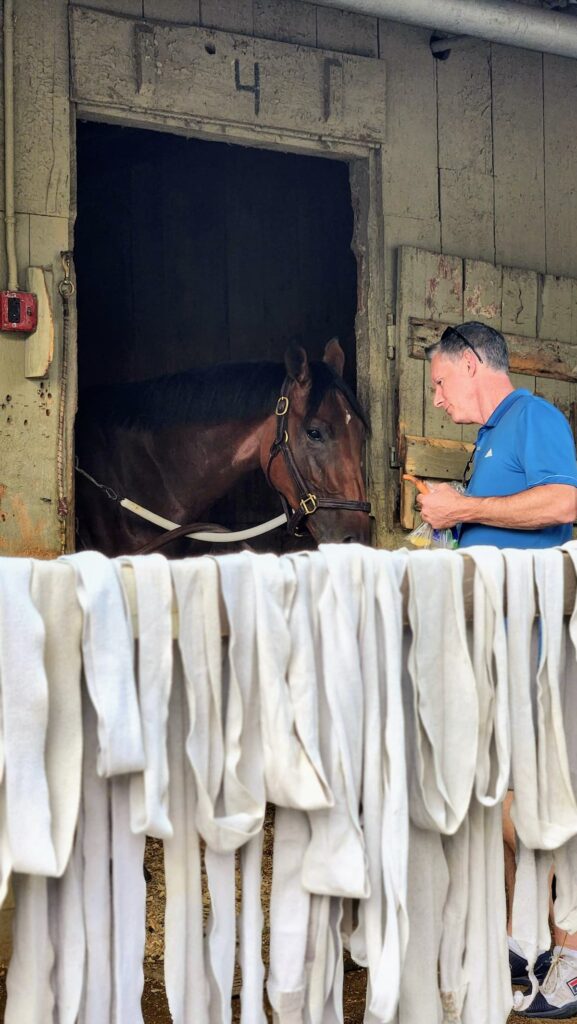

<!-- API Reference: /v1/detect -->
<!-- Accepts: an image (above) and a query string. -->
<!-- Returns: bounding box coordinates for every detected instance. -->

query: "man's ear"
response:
[323,338,345,378]
[463,352,477,376]
[284,344,311,386]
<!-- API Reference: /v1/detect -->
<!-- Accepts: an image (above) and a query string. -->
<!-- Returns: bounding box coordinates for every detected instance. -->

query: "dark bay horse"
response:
[75,339,371,556]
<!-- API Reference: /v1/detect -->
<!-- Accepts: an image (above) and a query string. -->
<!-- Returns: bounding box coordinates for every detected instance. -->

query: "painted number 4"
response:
[234,59,261,116]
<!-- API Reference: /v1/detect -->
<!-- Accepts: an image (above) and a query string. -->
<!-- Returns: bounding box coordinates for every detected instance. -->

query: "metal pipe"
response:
[3,0,18,291]
[309,0,577,61]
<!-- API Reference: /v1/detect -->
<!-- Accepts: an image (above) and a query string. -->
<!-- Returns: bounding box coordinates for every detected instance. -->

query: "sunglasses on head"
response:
[441,325,484,364]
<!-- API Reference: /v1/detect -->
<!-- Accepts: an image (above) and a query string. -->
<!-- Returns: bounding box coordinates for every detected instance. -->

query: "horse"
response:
[75,339,371,556]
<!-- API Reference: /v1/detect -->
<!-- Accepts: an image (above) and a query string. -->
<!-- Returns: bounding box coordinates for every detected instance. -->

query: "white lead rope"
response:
[120,498,287,544]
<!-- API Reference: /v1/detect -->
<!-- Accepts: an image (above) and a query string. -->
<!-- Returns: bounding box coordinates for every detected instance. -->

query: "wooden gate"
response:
[395,246,577,530]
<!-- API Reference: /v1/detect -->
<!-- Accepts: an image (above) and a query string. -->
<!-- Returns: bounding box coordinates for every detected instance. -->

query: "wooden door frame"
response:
[70,103,389,546]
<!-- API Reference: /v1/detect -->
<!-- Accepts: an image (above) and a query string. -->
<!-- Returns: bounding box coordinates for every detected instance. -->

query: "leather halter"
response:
[265,376,371,536]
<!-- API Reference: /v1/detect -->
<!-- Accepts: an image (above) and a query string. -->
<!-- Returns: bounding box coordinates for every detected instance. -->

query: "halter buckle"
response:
[299,493,318,516]
[276,396,289,416]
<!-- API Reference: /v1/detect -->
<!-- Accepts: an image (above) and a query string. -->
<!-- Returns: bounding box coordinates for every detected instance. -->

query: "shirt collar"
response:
[483,388,530,429]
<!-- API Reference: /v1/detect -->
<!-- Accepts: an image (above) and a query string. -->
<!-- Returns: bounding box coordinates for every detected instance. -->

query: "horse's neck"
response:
[130,416,269,519]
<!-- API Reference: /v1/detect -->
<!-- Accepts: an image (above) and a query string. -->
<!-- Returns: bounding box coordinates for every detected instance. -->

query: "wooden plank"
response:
[200,0,253,34]
[538,274,574,344]
[400,478,418,531]
[462,257,502,442]
[396,248,429,443]
[145,0,200,23]
[439,169,494,263]
[253,0,317,45]
[501,266,538,338]
[492,45,546,271]
[423,252,464,442]
[316,7,378,57]
[409,318,577,382]
[361,149,389,544]
[29,215,69,267]
[396,247,461,529]
[70,8,387,144]
[501,266,538,403]
[378,23,438,223]
[379,24,440,324]
[437,40,492,177]
[534,376,577,423]
[24,268,54,380]
[73,0,142,12]
[510,371,535,394]
[437,40,494,261]
[383,216,441,318]
[463,259,501,325]
[543,54,577,278]
[403,434,473,481]
[14,0,70,216]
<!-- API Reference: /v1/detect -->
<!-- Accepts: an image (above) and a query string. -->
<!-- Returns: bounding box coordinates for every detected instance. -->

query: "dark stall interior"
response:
[74,121,359,547]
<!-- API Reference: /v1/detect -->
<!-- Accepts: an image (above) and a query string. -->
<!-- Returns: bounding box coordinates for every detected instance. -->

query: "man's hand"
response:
[417,483,467,529]
[417,482,577,531]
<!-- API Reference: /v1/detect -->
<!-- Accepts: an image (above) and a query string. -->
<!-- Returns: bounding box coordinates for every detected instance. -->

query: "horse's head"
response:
[262,339,371,545]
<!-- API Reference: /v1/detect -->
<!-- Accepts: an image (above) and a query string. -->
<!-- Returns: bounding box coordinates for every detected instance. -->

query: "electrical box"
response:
[0,291,38,333]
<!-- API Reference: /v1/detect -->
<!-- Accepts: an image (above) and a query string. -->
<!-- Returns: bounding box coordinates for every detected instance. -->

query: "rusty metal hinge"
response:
[389,445,401,469]
[386,314,396,360]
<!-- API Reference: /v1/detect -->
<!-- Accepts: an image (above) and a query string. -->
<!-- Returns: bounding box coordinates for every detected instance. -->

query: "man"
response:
[419,321,577,1019]
[420,321,577,548]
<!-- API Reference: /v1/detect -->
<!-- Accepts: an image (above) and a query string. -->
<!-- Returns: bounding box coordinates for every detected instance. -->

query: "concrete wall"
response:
[1,0,577,553]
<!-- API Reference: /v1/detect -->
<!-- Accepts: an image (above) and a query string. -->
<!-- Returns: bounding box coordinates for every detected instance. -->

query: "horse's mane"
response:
[79,360,368,431]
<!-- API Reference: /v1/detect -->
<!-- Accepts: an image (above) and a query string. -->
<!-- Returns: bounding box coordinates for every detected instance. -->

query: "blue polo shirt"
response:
[459,388,577,549]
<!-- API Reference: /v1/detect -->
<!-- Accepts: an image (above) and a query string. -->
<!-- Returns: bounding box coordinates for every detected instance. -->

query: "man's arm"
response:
[417,482,577,531]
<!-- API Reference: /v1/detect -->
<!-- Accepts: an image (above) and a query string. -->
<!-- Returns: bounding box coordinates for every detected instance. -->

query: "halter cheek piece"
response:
[265,376,371,535]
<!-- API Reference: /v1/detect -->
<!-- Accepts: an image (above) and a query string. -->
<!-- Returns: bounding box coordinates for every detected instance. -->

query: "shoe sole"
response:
[521,999,577,1019]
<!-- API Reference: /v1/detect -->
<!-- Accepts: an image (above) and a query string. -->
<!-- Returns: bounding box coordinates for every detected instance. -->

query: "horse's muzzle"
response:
[306,508,372,546]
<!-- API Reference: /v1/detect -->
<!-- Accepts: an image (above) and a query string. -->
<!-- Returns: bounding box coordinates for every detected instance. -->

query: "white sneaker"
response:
[516,952,577,1018]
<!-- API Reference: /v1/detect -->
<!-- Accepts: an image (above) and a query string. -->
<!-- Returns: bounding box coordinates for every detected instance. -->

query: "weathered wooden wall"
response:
[1,0,577,552]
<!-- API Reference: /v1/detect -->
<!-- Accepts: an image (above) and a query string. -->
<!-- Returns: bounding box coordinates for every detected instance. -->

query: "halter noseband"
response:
[265,376,371,536]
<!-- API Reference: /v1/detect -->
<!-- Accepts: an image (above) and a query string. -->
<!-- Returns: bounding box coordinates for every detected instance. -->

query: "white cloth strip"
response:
[251,553,333,812]
[302,549,368,900]
[60,551,144,778]
[119,555,174,840]
[0,558,57,876]
[163,654,209,1024]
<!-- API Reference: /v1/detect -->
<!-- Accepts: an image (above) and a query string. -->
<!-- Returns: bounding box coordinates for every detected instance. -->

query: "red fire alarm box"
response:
[0,290,38,333]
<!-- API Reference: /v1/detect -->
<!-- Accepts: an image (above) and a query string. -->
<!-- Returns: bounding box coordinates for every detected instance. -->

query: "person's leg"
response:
[503,792,516,936]
[507,810,577,1018]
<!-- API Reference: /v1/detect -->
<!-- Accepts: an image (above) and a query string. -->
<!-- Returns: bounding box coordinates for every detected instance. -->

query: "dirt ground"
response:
[141,810,369,1023]
[140,814,548,1024]
[0,810,550,1023]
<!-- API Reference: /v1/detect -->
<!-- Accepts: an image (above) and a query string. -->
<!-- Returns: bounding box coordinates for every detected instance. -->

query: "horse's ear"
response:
[284,344,311,386]
[323,338,345,377]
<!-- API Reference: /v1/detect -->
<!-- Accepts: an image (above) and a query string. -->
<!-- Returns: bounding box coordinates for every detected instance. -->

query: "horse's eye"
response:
[306,428,323,442]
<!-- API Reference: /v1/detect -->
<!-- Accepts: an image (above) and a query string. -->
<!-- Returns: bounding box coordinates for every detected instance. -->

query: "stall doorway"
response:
[74,122,359,547]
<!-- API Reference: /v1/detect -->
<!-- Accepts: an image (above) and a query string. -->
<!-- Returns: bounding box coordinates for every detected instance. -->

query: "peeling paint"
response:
[465,284,498,318]
[0,493,55,559]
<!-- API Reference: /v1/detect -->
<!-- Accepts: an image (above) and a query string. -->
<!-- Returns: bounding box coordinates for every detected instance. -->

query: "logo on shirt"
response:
[484,448,493,458]
[566,976,577,997]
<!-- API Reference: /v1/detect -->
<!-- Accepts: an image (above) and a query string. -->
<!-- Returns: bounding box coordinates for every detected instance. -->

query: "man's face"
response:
[429,351,476,424]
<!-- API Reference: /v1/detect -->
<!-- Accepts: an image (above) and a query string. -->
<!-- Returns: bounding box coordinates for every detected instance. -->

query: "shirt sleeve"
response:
[518,398,577,488]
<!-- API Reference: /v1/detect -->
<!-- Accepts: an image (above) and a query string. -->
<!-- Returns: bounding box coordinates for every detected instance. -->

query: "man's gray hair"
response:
[425,321,509,373]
